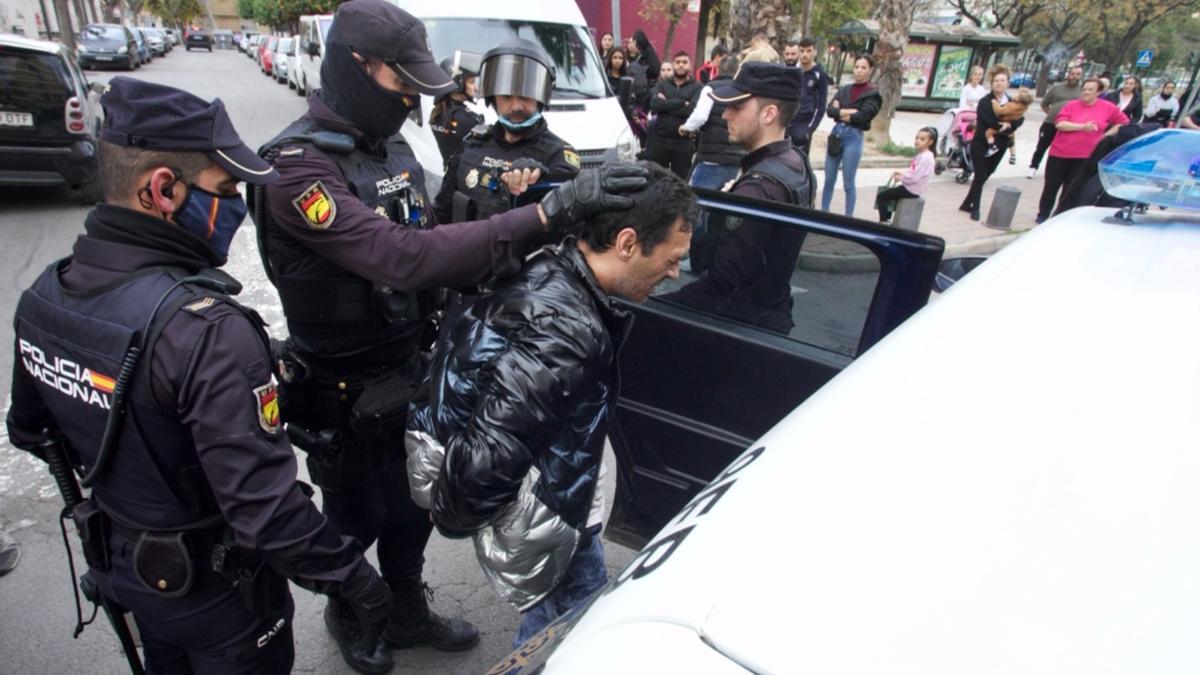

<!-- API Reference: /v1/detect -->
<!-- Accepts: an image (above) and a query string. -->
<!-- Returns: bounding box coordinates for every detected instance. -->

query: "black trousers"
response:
[1038,155,1086,218]
[94,535,296,674]
[961,141,1006,211]
[645,136,695,179]
[1030,122,1057,169]
[876,184,918,222]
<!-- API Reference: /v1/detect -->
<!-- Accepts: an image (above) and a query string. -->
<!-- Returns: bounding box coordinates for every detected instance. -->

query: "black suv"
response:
[185,30,213,51]
[0,34,104,202]
[77,22,138,70]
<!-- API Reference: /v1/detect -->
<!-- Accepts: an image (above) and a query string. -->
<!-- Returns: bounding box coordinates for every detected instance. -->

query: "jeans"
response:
[821,124,864,217]
[513,534,608,649]
[645,136,695,179]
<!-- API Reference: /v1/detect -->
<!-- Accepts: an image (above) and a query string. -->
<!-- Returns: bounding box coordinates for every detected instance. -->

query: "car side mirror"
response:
[933,256,987,293]
[306,41,319,57]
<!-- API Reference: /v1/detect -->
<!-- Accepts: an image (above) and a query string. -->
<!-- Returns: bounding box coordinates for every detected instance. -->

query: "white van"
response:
[391,0,639,197]
[296,14,333,96]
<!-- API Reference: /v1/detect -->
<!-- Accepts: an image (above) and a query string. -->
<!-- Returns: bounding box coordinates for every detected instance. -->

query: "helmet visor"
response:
[482,54,554,105]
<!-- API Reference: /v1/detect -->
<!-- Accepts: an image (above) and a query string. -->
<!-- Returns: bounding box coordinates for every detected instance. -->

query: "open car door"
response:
[605,188,945,549]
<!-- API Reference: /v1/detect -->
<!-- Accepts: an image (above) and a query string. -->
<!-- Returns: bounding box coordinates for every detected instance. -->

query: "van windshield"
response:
[423,19,607,99]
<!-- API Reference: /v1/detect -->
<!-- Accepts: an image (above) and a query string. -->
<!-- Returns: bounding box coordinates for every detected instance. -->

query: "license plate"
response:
[95,55,113,61]
[0,111,34,128]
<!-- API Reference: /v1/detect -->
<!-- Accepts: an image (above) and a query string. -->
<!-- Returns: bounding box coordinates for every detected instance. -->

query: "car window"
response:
[82,25,126,41]
[278,37,293,51]
[423,19,606,98]
[318,17,332,41]
[0,50,71,96]
[652,204,879,357]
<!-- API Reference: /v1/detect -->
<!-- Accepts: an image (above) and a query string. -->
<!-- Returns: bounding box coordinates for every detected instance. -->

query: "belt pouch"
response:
[71,500,111,572]
[133,532,194,598]
[236,561,290,619]
[350,375,416,439]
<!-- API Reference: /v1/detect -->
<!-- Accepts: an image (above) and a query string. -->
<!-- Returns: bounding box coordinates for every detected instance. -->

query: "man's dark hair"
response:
[759,97,799,127]
[580,162,698,254]
[673,50,691,61]
[710,44,728,59]
[798,36,817,49]
[751,28,769,41]
[718,54,738,77]
[98,140,212,203]
[784,40,800,50]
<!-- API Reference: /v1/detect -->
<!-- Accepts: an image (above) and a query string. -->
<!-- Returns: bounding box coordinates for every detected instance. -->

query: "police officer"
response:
[668,62,814,334]
[250,1,648,671]
[433,37,581,224]
[431,51,484,168]
[6,78,393,673]
[679,54,745,189]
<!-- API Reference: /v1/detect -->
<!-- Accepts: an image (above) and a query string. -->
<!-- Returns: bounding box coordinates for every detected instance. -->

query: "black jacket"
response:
[788,63,831,142]
[1103,90,1143,124]
[826,82,882,131]
[971,92,1025,151]
[649,76,703,140]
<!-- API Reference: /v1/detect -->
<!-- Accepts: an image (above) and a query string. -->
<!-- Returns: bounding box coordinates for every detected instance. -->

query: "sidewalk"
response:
[807,106,1051,263]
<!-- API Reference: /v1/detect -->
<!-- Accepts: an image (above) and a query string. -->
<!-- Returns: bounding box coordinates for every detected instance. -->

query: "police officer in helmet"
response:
[251,1,648,671]
[431,51,484,168]
[433,37,582,224]
[7,77,393,673]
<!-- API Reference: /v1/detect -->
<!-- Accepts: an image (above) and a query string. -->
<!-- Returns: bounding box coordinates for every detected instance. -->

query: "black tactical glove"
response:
[340,570,393,667]
[509,157,549,175]
[540,162,650,232]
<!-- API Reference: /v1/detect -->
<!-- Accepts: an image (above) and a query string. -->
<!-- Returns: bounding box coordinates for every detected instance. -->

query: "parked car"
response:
[75,23,138,70]
[130,25,151,65]
[137,27,165,57]
[237,31,259,53]
[259,35,279,75]
[272,36,294,84]
[488,130,1200,675]
[212,29,234,50]
[0,33,105,202]
[1010,71,1037,88]
[297,14,333,95]
[245,34,263,59]
[162,28,180,44]
[185,30,212,51]
[286,34,305,94]
[149,27,173,52]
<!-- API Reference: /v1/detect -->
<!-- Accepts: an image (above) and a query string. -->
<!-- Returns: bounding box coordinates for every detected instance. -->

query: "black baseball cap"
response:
[710,62,803,103]
[99,77,277,184]
[331,0,456,96]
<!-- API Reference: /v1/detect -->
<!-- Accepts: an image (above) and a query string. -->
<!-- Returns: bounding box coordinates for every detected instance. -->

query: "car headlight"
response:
[614,125,639,163]
[118,45,128,54]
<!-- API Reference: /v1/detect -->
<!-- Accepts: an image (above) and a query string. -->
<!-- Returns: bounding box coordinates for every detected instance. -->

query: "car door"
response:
[605,187,945,549]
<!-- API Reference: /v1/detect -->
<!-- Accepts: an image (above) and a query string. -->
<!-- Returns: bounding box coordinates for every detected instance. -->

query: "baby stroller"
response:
[935,109,976,184]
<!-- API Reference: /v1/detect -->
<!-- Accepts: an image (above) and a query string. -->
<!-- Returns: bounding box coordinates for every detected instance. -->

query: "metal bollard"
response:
[893,197,925,231]
[986,185,1021,229]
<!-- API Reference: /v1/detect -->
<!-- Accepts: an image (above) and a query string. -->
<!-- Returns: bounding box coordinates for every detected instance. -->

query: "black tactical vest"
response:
[431,99,483,168]
[733,151,816,208]
[256,119,430,364]
[451,122,569,222]
[13,262,239,531]
[696,79,745,167]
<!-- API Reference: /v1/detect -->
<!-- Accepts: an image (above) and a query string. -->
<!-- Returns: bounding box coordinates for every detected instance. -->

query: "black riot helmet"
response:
[439,50,483,96]
[480,38,556,109]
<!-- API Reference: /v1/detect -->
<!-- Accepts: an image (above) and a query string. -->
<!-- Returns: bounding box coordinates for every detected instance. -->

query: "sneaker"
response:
[1027,167,1039,179]
[1009,153,1017,165]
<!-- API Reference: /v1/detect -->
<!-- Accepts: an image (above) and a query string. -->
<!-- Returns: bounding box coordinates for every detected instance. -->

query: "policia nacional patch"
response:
[563,149,581,170]
[293,181,336,230]
[254,381,281,434]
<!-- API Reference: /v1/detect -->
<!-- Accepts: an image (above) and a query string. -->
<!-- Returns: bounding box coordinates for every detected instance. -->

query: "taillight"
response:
[65,96,86,134]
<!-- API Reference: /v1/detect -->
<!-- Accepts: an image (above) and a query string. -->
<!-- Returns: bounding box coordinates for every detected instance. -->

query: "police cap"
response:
[331,0,456,96]
[709,61,802,103]
[99,77,277,184]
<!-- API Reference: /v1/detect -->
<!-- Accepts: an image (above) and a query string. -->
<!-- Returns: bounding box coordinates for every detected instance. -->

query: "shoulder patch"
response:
[253,380,281,434]
[563,148,581,170]
[292,181,337,230]
[182,296,218,314]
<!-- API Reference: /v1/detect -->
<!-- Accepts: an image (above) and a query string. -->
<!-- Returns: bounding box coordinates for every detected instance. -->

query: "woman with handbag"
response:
[822,54,882,217]
[959,64,1023,221]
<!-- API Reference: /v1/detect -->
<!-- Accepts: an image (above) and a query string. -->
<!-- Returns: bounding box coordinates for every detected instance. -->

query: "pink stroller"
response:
[934,109,976,184]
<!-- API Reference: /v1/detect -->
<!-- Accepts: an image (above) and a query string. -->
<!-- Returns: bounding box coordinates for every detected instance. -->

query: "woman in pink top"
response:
[1036,78,1128,222]
[876,127,937,223]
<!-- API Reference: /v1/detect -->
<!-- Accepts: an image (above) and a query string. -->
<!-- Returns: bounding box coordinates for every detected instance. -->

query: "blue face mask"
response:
[175,185,248,260]
[497,110,544,131]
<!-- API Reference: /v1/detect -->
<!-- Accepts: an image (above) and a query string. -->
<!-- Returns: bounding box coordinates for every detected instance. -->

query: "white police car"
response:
[490,129,1200,673]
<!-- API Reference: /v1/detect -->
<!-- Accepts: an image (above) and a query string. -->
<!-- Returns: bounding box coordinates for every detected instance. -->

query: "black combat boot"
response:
[383,578,480,651]
[324,597,395,674]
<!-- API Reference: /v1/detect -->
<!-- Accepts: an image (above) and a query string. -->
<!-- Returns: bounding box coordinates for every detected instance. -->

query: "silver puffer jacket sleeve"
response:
[406,429,445,511]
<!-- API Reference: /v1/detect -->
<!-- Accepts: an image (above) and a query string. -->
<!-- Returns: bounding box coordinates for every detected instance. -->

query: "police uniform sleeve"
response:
[433,146,463,224]
[679,178,776,298]
[156,305,375,594]
[266,148,546,291]
[546,143,582,180]
[6,337,56,457]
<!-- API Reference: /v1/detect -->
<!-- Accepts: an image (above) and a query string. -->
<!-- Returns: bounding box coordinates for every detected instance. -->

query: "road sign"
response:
[1136,50,1154,68]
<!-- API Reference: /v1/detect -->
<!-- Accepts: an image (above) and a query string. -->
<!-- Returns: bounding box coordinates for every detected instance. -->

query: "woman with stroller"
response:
[959,64,1024,221]
[937,65,987,155]
[822,54,882,217]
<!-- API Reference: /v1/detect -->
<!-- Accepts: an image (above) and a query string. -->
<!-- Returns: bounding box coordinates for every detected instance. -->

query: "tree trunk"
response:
[52,0,76,48]
[868,0,915,148]
[801,0,814,37]
[729,0,753,50]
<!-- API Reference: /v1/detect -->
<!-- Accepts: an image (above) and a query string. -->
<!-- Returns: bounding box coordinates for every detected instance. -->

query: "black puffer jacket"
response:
[406,242,630,607]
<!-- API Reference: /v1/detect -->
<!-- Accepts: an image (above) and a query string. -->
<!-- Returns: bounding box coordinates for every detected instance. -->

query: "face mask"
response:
[175,185,248,259]
[321,35,416,139]
[497,110,543,132]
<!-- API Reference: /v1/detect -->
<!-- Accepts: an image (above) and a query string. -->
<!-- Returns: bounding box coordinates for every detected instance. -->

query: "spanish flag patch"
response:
[292,181,336,230]
[563,148,581,170]
[254,381,281,434]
